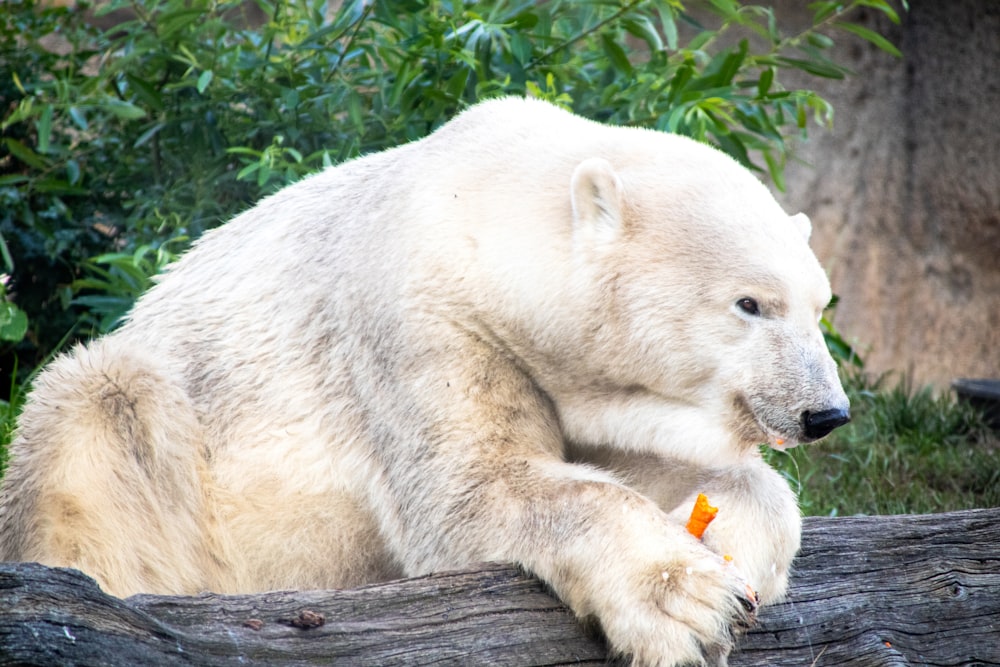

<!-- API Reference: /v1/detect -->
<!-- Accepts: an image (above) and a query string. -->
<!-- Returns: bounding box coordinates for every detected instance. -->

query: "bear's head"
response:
[557,143,849,463]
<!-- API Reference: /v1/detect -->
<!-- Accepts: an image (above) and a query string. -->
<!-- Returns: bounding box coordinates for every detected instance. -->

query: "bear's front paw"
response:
[597,548,757,667]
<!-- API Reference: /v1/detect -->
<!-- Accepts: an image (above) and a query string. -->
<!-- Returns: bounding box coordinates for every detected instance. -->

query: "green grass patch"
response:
[0,368,24,479]
[767,371,1000,516]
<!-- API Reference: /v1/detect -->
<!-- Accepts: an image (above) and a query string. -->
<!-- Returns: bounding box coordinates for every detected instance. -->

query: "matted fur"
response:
[0,98,848,666]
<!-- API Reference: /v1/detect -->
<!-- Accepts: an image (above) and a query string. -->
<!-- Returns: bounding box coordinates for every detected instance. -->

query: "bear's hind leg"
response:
[0,339,222,597]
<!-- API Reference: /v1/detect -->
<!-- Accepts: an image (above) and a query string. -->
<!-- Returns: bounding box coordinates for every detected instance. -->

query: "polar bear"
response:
[0,97,849,666]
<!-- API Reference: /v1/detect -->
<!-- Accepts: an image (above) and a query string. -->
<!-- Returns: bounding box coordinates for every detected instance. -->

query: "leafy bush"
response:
[0,0,904,387]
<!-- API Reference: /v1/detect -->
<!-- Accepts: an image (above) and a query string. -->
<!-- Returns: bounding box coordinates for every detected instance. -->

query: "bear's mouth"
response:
[754,415,802,450]
[733,393,803,450]
[765,433,801,450]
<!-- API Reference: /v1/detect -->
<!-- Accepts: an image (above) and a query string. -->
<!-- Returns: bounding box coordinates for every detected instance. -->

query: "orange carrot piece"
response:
[686,493,718,539]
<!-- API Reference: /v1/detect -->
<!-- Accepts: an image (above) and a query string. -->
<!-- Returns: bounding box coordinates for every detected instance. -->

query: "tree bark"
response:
[2,508,999,666]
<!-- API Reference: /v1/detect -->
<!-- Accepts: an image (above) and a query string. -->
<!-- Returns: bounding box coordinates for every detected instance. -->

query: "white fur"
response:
[0,97,848,666]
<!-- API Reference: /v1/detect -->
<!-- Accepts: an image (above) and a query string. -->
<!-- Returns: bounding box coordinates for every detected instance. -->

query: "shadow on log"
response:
[2,508,999,666]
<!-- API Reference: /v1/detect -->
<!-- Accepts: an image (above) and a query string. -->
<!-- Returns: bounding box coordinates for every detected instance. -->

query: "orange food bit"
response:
[686,493,718,539]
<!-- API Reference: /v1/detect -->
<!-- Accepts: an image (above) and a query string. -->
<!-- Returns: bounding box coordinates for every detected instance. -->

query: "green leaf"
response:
[822,315,864,368]
[0,302,28,343]
[509,32,533,64]
[709,40,747,86]
[0,175,28,187]
[36,104,53,154]
[601,34,633,75]
[775,56,846,79]
[666,63,695,104]
[134,122,165,149]
[2,138,49,170]
[810,1,843,24]
[706,0,739,19]
[2,98,34,131]
[68,106,88,130]
[446,68,470,100]
[764,149,786,191]
[806,93,835,126]
[298,21,350,49]
[856,0,901,24]
[256,162,271,187]
[623,16,663,53]
[658,6,679,51]
[197,70,213,94]
[688,30,715,51]
[757,67,774,96]
[226,147,263,157]
[833,22,902,57]
[765,7,780,45]
[66,159,81,186]
[389,61,414,108]
[807,33,835,50]
[104,99,147,120]
[33,179,88,195]
[236,162,260,181]
[0,231,13,271]
[347,92,364,132]
[157,8,205,39]
[11,71,25,95]
[124,74,164,112]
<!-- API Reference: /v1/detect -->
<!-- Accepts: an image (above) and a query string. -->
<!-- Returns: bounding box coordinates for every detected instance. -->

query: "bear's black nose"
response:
[802,408,851,440]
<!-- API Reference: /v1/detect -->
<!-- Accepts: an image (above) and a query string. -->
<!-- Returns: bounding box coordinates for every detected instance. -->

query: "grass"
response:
[767,371,1000,516]
[0,369,23,480]
[0,369,997,516]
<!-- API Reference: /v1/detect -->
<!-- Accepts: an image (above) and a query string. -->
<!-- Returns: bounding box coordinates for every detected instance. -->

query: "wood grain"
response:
[2,508,998,666]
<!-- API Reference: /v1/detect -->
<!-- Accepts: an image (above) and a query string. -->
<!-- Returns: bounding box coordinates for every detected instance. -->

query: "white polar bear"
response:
[0,97,849,666]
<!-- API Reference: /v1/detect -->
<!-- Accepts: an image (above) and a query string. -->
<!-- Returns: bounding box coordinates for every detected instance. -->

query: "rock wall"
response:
[773,0,1000,387]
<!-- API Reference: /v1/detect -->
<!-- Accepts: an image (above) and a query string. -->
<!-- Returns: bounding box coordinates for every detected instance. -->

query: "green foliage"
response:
[71,237,185,334]
[0,361,23,477]
[1,0,911,492]
[767,371,1000,516]
[0,298,27,343]
[0,235,28,343]
[822,295,863,369]
[1,0,901,381]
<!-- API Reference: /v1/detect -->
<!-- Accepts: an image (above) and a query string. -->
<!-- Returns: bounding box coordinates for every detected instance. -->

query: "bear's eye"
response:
[736,297,760,316]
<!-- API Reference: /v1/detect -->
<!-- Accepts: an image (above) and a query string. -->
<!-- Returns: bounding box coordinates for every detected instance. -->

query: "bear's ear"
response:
[790,212,812,241]
[571,157,624,244]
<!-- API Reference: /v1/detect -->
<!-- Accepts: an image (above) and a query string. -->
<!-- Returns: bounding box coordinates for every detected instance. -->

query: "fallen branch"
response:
[2,508,999,666]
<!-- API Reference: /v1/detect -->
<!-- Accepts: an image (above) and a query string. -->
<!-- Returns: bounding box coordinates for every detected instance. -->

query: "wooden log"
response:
[2,507,999,666]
